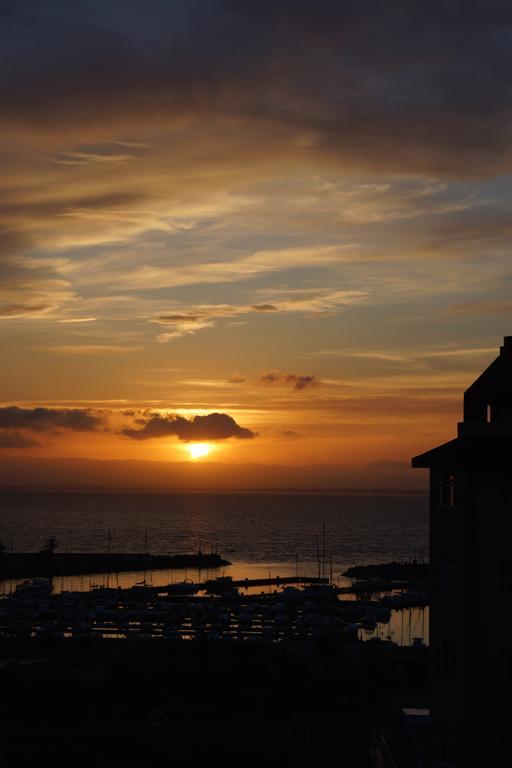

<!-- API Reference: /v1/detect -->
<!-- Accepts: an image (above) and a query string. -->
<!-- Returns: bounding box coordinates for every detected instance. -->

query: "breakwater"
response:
[0,551,230,578]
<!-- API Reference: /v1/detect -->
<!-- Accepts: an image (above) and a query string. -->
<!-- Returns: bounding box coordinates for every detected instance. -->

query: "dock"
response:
[0,570,429,645]
[203,575,329,591]
[0,578,362,643]
[157,574,330,595]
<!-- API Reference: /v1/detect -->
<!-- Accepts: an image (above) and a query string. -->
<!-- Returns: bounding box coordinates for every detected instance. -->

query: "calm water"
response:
[0,490,428,568]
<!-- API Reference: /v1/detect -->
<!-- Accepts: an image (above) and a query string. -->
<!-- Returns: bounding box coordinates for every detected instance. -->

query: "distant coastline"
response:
[0,486,428,495]
[0,456,428,493]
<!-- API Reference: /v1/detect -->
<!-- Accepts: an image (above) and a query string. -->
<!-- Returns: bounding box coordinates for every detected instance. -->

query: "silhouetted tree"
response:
[43,536,59,554]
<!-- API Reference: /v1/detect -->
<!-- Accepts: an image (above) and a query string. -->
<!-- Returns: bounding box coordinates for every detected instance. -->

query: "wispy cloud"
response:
[0,303,56,318]
[45,345,142,354]
[49,151,132,166]
[84,245,357,291]
[0,2,510,469]
[153,289,366,340]
[56,317,97,324]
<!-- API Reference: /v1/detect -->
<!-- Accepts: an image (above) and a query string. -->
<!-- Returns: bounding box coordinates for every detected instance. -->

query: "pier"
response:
[203,575,329,592]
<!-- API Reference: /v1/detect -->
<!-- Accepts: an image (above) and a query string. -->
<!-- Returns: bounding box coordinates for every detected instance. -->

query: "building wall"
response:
[431,466,512,766]
[429,469,465,766]
[467,470,512,766]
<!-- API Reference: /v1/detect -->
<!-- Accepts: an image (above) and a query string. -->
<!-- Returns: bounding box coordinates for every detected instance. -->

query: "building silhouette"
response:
[412,336,512,767]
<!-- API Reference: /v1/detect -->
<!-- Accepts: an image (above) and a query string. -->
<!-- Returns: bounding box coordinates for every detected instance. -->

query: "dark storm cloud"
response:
[2,1,512,175]
[260,372,318,390]
[0,431,41,448]
[122,412,256,441]
[0,406,104,432]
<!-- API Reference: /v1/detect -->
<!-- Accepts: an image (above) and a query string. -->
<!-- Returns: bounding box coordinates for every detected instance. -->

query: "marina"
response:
[0,561,429,647]
[0,494,430,648]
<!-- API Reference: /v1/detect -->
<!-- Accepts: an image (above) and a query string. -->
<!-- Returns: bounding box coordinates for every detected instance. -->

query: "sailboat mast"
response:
[322,522,326,579]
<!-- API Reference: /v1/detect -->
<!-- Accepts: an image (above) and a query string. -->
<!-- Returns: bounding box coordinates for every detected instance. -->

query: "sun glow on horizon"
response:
[187,442,211,460]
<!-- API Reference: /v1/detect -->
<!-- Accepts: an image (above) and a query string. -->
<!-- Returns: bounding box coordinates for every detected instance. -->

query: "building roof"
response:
[463,335,512,423]
[411,436,512,469]
[412,336,512,469]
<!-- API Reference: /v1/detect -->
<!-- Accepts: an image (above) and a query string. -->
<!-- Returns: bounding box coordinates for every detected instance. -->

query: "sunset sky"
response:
[1,2,511,483]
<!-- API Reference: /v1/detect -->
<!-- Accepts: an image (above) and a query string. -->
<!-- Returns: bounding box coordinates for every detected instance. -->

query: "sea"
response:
[0,490,429,644]
[0,489,428,564]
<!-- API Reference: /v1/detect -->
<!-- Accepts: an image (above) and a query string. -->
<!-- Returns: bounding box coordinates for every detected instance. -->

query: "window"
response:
[439,474,456,508]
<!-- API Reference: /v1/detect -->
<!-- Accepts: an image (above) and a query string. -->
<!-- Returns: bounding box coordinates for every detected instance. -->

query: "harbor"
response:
[0,558,430,647]
[0,497,431,766]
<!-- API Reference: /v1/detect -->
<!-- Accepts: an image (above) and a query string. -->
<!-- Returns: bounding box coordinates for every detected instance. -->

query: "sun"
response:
[187,443,211,460]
